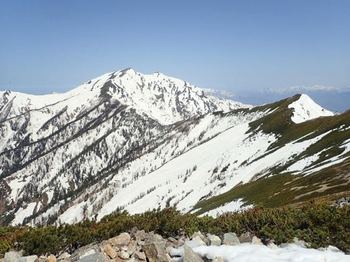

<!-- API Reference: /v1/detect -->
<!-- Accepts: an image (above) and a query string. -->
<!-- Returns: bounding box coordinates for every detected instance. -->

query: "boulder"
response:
[192,236,206,246]
[47,255,56,262]
[223,232,240,246]
[134,230,147,243]
[118,250,130,260]
[101,243,118,259]
[183,244,204,262]
[36,256,48,262]
[78,251,104,262]
[127,240,137,256]
[142,237,169,262]
[207,234,221,246]
[19,256,38,262]
[191,231,208,245]
[57,252,70,261]
[108,233,131,247]
[239,232,253,243]
[252,236,263,245]
[134,251,146,260]
[4,251,21,262]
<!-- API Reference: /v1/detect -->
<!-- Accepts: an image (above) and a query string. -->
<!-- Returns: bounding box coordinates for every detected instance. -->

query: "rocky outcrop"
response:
[2,230,268,261]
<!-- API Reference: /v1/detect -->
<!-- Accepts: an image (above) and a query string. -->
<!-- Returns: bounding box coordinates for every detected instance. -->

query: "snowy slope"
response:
[0,70,348,226]
[288,94,334,123]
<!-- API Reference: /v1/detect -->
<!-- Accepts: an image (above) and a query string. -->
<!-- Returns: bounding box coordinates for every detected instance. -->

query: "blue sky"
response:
[1,0,349,111]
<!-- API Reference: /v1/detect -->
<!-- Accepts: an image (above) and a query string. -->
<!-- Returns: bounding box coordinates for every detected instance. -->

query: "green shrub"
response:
[0,203,348,257]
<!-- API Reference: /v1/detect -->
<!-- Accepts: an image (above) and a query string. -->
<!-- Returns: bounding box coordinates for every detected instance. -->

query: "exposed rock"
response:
[3,252,36,262]
[47,254,56,262]
[134,230,147,243]
[212,257,224,262]
[192,236,206,246]
[134,251,146,260]
[252,236,263,245]
[70,245,104,262]
[223,232,240,246]
[4,251,21,262]
[292,237,308,248]
[183,244,204,262]
[239,232,253,243]
[36,256,48,262]
[127,240,137,256]
[142,236,169,262]
[191,231,208,245]
[101,243,118,259]
[20,256,38,262]
[77,252,104,262]
[108,233,131,247]
[267,242,278,249]
[118,250,130,260]
[207,234,221,246]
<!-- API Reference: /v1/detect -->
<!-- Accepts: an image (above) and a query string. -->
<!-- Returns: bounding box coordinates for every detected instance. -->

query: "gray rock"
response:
[267,242,278,249]
[207,234,221,246]
[183,244,204,262]
[108,232,131,247]
[78,251,104,262]
[223,232,240,245]
[252,236,263,245]
[191,231,208,245]
[101,242,118,258]
[118,250,130,259]
[36,256,48,262]
[4,251,21,262]
[57,252,71,261]
[293,237,308,247]
[142,236,169,262]
[239,232,253,243]
[192,236,206,246]
[70,245,104,262]
[134,251,146,260]
[19,256,38,262]
[134,230,147,243]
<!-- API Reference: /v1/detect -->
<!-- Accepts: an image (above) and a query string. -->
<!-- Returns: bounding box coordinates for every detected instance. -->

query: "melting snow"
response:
[187,244,350,262]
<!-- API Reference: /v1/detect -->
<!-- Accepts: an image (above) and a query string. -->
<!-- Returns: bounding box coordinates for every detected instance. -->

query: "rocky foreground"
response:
[2,229,350,262]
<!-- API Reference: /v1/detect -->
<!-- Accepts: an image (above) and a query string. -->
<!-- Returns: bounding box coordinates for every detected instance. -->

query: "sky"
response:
[1,0,349,111]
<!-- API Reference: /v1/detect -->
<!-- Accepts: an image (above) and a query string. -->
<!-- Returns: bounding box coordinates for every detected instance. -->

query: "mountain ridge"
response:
[0,70,348,226]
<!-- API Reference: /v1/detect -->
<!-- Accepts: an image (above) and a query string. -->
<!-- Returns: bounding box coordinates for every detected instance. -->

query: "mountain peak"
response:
[288,93,334,123]
[0,69,249,126]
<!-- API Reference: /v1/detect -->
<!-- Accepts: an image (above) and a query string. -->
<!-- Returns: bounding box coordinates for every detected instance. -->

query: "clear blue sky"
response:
[1,0,349,110]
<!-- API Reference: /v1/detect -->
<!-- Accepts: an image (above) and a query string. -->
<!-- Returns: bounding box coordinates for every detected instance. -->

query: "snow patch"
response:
[288,94,333,124]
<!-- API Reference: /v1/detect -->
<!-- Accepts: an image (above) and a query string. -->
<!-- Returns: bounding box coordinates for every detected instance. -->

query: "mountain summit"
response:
[0,68,247,126]
[0,70,348,226]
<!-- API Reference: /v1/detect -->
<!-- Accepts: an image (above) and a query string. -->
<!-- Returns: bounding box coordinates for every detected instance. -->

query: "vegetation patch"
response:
[0,204,349,256]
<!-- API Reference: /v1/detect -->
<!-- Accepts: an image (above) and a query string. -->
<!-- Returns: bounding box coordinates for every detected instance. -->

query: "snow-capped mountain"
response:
[0,69,349,226]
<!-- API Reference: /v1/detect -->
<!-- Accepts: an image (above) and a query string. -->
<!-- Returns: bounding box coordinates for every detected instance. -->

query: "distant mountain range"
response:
[0,68,349,226]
